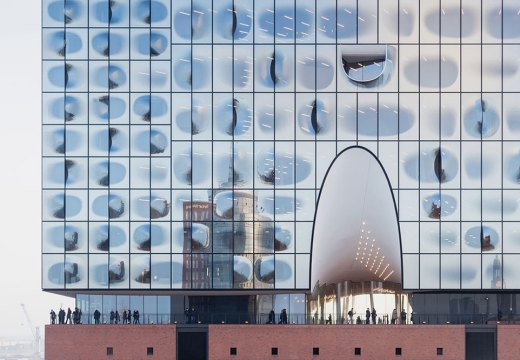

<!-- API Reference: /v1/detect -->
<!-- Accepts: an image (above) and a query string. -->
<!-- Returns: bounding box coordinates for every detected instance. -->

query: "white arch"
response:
[311,147,401,287]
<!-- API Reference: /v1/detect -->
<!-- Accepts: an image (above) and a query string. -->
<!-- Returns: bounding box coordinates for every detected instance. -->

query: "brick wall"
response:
[208,325,466,360]
[497,324,520,360]
[45,325,176,360]
[45,324,473,360]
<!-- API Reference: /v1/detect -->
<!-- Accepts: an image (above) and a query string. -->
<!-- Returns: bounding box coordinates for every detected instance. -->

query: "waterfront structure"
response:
[43,0,520,326]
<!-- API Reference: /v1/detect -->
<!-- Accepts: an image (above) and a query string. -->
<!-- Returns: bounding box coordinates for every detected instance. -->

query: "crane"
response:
[20,304,42,360]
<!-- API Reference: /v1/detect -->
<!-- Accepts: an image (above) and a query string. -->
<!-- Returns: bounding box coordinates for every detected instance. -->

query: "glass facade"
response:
[42,0,520,293]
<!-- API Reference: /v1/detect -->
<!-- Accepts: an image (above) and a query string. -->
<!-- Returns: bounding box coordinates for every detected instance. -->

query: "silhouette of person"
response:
[133,310,140,324]
[348,308,354,324]
[50,309,56,324]
[66,308,72,324]
[184,308,190,324]
[391,309,397,324]
[93,309,101,324]
[400,309,407,324]
[280,309,288,324]
[365,308,370,324]
[58,308,65,324]
[122,310,127,324]
[371,308,377,325]
[268,310,275,324]
[115,310,120,324]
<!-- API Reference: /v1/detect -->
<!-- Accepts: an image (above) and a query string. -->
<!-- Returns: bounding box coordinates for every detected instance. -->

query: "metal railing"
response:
[49,312,519,326]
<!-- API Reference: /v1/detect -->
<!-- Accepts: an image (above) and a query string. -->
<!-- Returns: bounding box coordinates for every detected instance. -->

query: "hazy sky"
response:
[0,0,74,340]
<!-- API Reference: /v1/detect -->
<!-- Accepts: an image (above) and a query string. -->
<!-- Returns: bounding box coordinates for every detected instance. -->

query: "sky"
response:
[0,0,75,340]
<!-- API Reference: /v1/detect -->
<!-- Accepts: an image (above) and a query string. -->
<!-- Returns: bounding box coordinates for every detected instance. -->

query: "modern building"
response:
[42,0,520,347]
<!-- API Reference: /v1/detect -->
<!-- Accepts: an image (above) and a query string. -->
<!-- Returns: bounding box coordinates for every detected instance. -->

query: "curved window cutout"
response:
[297,58,335,90]
[133,95,168,122]
[258,52,292,88]
[425,7,476,38]
[214,191,234,219]
[256,148,311,186]
[506,153,520,184]
[151,262,171,286]
[150,130,167,154]
[254,255,292,284]
[133,224,166,251]
[258,6,313,39]
[94,0,126,24]
[274,224,292,251]
[93,127,124,153]
[135,196,170,219]
[311,147,401,287]
[109,259,125,283]
[92,32,124,57]
[93,160,126,186]
[422,193,457,219]
[94,224,126,251]
[234,256,253,283]
[487,7,520,39]
[318,7,357,39]
[173,5,209,40]
[49,159,80,185]
[191,223,210,251]
[135,0,168,24]
[216,4,252,40]
[298,100,328,135]
[465,226,499,252]
[52,129,82,154]
[464,99,500,138]
[342,104,414,137]
[404,57,459,89]
[48,31,82,57]
[48,0,83,24]
[48,63,77,89]
[176,100,208,135]
[258,195,297,216]
[135,33,167,57]
[95,65,127,89]
[173,53,209,90]
[173,149,210,186]
[215,98,252,136]
[424,148,459,183]
[51,194,82,219]
[52,95,81,122]
[48,262,80,285]
[135,268,151,284]
[64,225,79,251]
[92,194,125,219]
[94,95,126,120]
[64,159,78,184]
[341,45,389,85]
[133,224,151,251]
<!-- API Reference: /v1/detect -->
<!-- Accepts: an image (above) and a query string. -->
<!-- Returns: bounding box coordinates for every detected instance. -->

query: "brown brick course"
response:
[497,324,520,360]
[208,325,466,360]
[45,324,176,360]
[46,324,469,360]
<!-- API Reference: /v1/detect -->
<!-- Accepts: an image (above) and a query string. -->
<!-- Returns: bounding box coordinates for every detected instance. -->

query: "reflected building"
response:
[42,0,520,325]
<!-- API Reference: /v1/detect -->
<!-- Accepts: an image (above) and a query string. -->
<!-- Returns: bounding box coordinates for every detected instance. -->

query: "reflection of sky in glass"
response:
[41,0,520,293]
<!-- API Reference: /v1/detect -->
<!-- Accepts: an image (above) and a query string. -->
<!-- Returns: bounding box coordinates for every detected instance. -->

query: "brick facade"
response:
[45,325,177,360]
[497,324,520,360]
[208,325,465,360]
[46,324,471,360]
